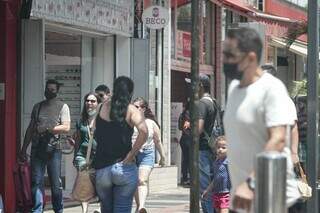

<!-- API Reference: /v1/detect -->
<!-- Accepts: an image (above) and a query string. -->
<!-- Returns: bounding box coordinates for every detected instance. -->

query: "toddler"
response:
[202,136,231,213]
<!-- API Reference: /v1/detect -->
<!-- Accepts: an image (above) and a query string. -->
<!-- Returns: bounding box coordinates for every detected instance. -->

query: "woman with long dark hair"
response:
[72,92,101,213]
[94,76,148,213]
[132,97,166,213]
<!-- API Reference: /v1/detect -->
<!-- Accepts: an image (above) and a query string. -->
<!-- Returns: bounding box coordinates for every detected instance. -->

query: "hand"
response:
[201,190,209,199]
[19,149,28,162]
[122,152,135,164]
[183,121,190,130]
[233,181,254,212]
[78,163,89,171]
[159,157,166,167]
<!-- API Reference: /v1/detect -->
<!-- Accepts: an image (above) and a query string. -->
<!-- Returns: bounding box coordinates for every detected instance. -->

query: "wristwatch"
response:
[246,176,255,191]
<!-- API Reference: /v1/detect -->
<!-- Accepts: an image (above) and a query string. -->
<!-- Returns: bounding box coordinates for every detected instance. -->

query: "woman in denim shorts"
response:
[94,77,148,213]
[132,97,166,213]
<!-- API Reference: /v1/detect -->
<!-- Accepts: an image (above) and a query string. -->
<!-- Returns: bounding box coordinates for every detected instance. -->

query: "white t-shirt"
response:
[132,118,155,151]
[224,73,300,211]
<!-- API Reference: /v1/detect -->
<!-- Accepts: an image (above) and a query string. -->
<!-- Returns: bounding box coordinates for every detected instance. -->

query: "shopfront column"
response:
[0,0,19,211]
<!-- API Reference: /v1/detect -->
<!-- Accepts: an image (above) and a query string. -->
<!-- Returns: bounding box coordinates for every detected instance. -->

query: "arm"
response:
[50,104,71,134]
[20,119,36,160]
[202,181,214,199]
[290,122,299,164]
[198,101,207,134]
[153,123,166,166]
[50,121,71,134]
[122,105,148,164]
[265,126,286,152]
[198,119,205,134]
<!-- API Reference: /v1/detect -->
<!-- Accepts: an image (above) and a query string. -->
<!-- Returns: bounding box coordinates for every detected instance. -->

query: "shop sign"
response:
[142,6,169,29]
[176,30,191,61]
[31,0,134,36]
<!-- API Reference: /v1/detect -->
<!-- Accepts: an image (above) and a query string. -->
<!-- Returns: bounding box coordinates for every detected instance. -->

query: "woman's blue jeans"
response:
[95,162,138,213]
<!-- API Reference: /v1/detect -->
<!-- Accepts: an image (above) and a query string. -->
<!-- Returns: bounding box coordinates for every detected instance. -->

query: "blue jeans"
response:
[95,162,138,213]
[31,146,63,213]
[199,150,214,213]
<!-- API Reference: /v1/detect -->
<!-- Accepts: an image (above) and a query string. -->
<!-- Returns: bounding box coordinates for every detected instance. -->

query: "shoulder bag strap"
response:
[85,124,94,165]
[34,102,43,134]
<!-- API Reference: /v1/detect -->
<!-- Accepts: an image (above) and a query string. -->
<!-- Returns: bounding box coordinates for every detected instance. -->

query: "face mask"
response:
[223,63,243,80]
[45,90,57,100]
[87,109,97,117]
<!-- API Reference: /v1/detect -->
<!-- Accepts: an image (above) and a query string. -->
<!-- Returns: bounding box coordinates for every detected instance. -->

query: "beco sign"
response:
[142,6,169,30]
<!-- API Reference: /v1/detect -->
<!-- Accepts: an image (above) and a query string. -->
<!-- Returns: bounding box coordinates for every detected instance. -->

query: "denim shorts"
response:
[136,149,155,168]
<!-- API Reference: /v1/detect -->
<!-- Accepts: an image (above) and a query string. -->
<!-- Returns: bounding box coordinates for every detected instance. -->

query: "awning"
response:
[270,37,310,58]
[210,0,295,24]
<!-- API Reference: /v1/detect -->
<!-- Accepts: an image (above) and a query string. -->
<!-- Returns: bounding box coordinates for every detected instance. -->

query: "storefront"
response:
[20,0,134,203]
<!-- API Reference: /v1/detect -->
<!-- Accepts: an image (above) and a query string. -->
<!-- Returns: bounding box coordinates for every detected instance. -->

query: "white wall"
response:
[116,36,131,77]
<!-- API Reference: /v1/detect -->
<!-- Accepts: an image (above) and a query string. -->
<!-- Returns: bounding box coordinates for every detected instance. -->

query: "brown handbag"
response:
[71,125,96,202]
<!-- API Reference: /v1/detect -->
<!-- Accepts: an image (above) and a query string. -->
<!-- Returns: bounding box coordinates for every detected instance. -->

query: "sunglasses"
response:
[86,99,97,103]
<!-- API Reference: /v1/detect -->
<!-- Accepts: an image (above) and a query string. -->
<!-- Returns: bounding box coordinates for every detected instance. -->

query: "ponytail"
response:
[110,76,134,124]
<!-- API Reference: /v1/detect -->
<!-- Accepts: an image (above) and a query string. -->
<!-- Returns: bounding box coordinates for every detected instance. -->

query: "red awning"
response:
[210,0,296,37]
[171,0,191,8]
[210,0,295,24]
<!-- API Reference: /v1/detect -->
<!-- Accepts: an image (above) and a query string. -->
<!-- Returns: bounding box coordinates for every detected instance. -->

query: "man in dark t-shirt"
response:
[197,74,217,213]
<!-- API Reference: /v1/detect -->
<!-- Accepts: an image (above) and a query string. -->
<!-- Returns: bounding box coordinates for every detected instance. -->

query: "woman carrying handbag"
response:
[71,92,101,213]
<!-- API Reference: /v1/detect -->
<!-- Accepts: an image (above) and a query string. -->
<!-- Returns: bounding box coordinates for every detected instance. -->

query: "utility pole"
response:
[190,0,202,212]
[306,0,319,212]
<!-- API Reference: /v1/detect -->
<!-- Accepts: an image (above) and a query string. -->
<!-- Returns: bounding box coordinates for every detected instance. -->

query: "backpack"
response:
[202,97,225,150]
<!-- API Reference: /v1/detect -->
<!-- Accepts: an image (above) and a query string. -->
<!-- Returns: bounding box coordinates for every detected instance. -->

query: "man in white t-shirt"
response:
[223,28,301,212]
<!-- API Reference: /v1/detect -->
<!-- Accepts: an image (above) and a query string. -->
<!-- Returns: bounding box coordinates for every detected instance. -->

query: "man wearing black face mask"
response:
[20,79,70,213]
[223,28,300,212]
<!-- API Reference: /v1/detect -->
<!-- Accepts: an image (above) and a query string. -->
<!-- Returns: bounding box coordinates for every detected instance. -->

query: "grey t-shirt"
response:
[31,98,71,133]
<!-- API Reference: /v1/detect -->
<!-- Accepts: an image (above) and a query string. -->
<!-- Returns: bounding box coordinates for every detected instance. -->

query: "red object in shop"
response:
[0,0,19,212]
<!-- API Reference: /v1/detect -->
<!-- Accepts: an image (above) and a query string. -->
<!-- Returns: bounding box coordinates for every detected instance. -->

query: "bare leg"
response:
[134,189,140,212]
[219,208,229,213]
[137,166,152,211]
[81,202,88,213]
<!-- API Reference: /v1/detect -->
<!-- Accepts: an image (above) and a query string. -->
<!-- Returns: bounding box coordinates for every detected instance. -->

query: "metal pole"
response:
[255,151,287,213]
[306,0,319,212]
[190,0,201,212]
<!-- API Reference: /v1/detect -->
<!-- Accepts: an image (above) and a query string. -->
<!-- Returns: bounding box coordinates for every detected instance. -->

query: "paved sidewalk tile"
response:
[44,187,190,213]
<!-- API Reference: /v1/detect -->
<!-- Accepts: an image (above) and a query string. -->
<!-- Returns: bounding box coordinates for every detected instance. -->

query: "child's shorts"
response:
[212,192,230,209]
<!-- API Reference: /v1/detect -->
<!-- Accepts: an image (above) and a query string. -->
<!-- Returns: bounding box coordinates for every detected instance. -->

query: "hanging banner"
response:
[176,30,191,61]
[142,6,169,29]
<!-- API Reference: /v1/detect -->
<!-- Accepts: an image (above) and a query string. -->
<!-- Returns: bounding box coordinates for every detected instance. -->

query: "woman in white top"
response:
[132,97,166,213]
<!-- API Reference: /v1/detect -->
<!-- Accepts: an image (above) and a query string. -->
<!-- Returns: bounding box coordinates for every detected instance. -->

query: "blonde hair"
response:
[215,136,227,144]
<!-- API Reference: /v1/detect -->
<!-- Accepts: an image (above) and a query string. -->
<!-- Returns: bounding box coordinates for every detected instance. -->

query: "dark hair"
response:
[81,92,101,123]
[46,79,60,91]
[133,97,160,127]
[261,64,277,76]
[227,27,263,63]
[199,74,211,93]
[110,76,134,123]
[95,84,110,94]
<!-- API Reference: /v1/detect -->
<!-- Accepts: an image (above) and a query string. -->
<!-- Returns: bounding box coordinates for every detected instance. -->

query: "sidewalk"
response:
[44,187,190,213]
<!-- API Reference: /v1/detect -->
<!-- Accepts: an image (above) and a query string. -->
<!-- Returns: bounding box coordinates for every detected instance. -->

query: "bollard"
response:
[255,151,287,213]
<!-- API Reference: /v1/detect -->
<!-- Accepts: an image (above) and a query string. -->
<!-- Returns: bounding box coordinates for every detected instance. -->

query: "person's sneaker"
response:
[182,180,190,187]
[139,207,147,213]
[93,210,100,213]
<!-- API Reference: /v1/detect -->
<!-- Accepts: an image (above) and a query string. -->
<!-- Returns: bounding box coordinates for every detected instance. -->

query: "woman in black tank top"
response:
[94,76,148,213]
